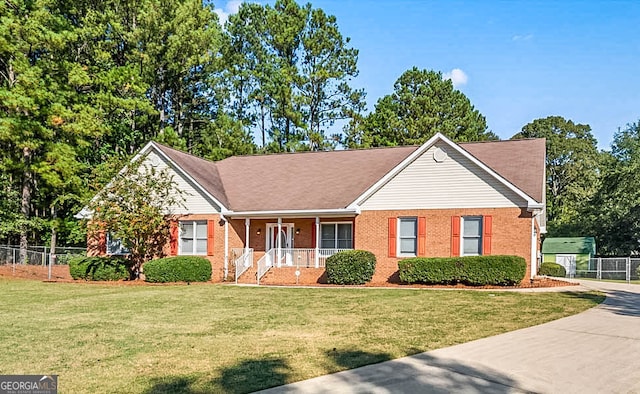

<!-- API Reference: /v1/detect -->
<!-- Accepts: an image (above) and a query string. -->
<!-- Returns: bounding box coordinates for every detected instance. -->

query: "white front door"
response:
[267,223,294,266]
[556,254,576,277]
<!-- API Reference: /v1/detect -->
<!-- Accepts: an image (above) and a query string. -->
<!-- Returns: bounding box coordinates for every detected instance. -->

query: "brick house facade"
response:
[82,133,546,284]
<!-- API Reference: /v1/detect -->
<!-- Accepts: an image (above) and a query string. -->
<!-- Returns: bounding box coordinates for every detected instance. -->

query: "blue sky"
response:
[215,1,640,149]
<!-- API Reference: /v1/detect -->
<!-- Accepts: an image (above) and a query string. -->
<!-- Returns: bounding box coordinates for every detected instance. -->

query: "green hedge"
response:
[143,256,212,283]
[326,250,376,285]
[398,255,526,286]
[539,262,566,277]
[69,256,130,281]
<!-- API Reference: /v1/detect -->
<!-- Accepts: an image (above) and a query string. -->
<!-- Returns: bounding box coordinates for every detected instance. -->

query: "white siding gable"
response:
[360,141,526,210]
[143,150,221,214]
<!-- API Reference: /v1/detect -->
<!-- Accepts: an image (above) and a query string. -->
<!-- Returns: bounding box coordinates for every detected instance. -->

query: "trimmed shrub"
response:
[539,262,567,277]
[69,256,130,281]
[398,255,526,286]
[326,250,376,285]
[143,256,212,283]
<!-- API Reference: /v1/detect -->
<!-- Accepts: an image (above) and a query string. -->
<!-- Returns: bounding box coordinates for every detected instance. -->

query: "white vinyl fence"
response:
[570,257,640,282]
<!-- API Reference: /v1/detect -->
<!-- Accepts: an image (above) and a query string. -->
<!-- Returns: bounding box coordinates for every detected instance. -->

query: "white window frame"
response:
[106,232,129,255]
[397,217,417,257]
[320,222,353,249]
[461,216,483,256]
[179,220,208,255]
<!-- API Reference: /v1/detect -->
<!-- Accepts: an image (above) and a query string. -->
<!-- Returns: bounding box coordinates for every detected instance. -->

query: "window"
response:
[180,221,208,255]
[462,216,483,256]
[398,217,417,256]
[320,223,353,249]
[106,233,129,255]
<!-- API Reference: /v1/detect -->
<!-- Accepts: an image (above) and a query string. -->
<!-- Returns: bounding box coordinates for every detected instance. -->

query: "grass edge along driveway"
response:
[0,279,603,393]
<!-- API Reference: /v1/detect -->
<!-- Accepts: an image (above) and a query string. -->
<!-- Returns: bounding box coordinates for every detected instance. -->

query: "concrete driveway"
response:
[259,280,640,394]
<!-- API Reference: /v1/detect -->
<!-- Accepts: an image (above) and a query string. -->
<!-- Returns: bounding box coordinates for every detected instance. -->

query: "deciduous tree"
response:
[512,116,600,235]
[87,159,185,278]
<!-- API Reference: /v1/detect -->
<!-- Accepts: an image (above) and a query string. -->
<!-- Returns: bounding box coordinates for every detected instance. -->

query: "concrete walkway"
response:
[260,280,640,394]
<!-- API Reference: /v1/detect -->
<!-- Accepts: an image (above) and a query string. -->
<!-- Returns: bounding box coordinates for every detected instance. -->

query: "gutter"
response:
[224,208,360,219]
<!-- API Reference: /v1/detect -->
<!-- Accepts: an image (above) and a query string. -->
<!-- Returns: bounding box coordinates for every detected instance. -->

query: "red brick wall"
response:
[160,214,227,281]
[86,224,104,257]
[87,209,534,285]
[355,208,534,284]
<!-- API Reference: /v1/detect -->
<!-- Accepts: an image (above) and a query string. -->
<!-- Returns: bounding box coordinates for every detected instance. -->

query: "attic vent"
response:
[433,147,448,163]
[148,154,161,167]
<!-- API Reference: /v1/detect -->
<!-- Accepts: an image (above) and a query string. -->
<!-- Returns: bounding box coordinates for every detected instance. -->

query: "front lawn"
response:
[0,278,603,393]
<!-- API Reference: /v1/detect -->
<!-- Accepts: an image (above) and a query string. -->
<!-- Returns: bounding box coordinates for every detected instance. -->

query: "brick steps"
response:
[235,266,327,285]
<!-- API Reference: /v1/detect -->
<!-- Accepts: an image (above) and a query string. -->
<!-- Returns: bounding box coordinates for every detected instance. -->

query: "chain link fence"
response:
[572,257,640,282]
[0,245,85,280]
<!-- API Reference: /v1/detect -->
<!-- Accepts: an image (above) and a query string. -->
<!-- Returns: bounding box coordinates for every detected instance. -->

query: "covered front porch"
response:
[226,213,356,284]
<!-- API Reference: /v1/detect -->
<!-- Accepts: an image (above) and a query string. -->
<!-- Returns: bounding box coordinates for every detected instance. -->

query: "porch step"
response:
[236,266,259,284]
[259,267,326,285]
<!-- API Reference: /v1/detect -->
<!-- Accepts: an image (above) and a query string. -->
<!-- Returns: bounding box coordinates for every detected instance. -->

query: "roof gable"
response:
[359,140,527,210]
[152,143,230,209]
[351,133,544,209]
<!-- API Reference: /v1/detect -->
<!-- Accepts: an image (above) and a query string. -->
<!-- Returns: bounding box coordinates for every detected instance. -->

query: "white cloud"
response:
[443,68,468,88]
[214,0,243,26]
[512,34,533,41]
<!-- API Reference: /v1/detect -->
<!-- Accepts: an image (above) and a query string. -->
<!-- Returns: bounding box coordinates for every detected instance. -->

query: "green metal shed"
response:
[542,237,596,276]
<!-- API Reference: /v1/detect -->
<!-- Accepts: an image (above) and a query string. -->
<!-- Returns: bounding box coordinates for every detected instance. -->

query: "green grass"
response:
[0,278,603,393]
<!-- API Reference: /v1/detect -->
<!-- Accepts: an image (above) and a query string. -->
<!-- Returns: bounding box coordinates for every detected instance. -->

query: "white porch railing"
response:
[233,248,254,283]
[256,248,276,284]
[274,248,351,268]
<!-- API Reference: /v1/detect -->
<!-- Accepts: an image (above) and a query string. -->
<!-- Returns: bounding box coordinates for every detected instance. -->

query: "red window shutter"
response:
[483,215,493,255]
[98,231,107,255]
[417,217,427,257]
[169,221,179,256]
[388,217,397,258]
[311,223,317,248]
[207,220,215,256]
[451,216,461,257]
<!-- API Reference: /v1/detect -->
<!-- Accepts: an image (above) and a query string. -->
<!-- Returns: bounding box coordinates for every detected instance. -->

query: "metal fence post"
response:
[597,257,602,280]
[627,257,632,283]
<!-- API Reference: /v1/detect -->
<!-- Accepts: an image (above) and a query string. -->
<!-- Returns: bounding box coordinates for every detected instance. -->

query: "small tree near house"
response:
[87,158,185,279]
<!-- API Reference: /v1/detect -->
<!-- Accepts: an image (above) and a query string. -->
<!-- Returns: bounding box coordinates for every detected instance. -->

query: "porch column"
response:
[315,217,320,268]
[244,218,250,255]
[277,218,282,268]
[223,216,229,279]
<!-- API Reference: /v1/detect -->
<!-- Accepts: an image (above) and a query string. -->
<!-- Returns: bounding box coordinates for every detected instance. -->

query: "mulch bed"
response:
[0,264,72,281]
[0,264,577,289]
[365,276,577,289]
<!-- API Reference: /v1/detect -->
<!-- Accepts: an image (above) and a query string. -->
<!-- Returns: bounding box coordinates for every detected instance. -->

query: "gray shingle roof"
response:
[153,137,545,212]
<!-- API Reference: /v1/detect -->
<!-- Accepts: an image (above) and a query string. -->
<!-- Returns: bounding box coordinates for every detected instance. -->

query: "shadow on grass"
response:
[212,357,291,393]
[560,290,606,303]
[325,348,392,370]
[142,376,201,394]
[141,358,290,394]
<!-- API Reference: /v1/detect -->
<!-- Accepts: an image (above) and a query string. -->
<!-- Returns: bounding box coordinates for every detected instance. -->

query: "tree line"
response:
[0,0,638,258]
